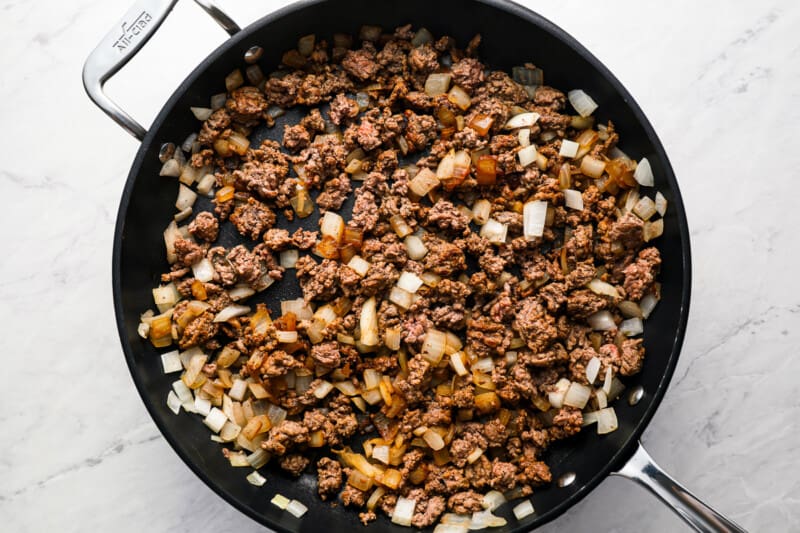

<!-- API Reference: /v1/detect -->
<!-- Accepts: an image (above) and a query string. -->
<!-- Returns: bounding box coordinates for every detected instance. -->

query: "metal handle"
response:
[613,442,747,533]
[82,0,240,140]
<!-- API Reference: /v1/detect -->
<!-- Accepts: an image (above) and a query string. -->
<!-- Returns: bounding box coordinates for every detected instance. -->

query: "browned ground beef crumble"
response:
[147,25,663,528]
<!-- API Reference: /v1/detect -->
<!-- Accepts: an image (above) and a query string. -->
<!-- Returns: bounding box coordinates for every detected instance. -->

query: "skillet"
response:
[83,0,745,531]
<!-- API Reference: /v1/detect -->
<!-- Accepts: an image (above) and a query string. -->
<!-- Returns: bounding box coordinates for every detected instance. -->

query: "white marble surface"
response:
[1,0,798,531]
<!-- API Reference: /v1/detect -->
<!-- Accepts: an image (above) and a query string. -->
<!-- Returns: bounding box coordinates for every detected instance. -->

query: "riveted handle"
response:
[82,0,240,140]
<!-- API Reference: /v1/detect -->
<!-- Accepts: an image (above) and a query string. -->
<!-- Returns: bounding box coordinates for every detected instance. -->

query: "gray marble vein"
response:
[0,0,798,531]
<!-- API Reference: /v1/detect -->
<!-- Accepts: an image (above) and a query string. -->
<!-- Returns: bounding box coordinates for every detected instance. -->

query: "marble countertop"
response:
[2,0,798,531]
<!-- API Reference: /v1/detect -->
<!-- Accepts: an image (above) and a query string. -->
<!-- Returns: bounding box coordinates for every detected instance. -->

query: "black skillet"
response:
[83,0,746,531]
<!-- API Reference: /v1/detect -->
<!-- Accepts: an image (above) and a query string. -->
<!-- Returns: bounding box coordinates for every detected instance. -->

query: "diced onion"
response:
[246,470,266,487]
[320,211,345,241]
[397,271,424,293]
[372,444,390,465]
[472,199,491,225]
[411,27,433,46]
[192,258,215,283]
[152,283,181,313]
[640,293,659,318]
[214,304,250,323]
[279,249,298,268]
[479,219,508,245]
[228,285,255,302]
[517,145,538,167]
[422,329,447,364]
[482,490,506,511]
[281,299,313,320]
[389,286,414,309]
[547,378,571,409]
[425,73,452,96]
[582,410,599,426]
[441,514,472,526]
[367,486,386,511]
[229,379,248,401]
[588,310,616,331]
[196,174,216,196]
[564,189,584,210]
[392,497,416,526]
[587,279,620,299]
[423,429,445,450]
[602,367,614,395]
[563,382,592,409]
[523,200,547,239]
[633,196,657,221]
[620,317,644,336]
[271,493,291,510]
[466,447,484,464]
[286,499,308,518]
[472,357,495,373]
[403,235,428,260]
[275,330,298,343]
[634,157,654,186]
[420,271,441,287]
[266,403,287,426]
[585,356,601,384]
[580,155,606,178]
[334,381,359,396]
[568,89,598,117]
[470,509,507,529]
[655,191,668,216]
[449,352,468,376]
[559,139,579,158]
[643,219,664,242]
[176,184,197,211]
[596,407,619,434]
[389,215,413,238]
[172,379,193,404]
[203,407,227,433]
[347,255,371,277]
[409,167,440,196]
[359,297,379,346]
[191,107,213,121]
[160,159,181,177]
[166,391,181,414]
[163,221,181,263]
[513,500,535,520]
[596,389,608,409]
[313,380,334,399]
[448,85,472,110]
[518,128,531,147]
[503,112,540,129]
[618,300,643,318]
[161,350,182,374]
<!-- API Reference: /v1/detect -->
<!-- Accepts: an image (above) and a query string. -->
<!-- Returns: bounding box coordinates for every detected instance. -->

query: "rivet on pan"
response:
[628,385,644,406]
[244,46,264,64]
[557,472,576,488]
[158,142,176,163]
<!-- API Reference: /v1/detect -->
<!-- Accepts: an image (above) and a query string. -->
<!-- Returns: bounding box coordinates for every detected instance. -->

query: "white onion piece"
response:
[160,159,181,177]
[518,128,531,147]
[245,470,266,486]
[397,271,424,293]
[389,286,414,309]
[403,235,428,260]
[618,300,643,319]
[568,89,598,117]
[275,330,298,343]
[160,350,181,374]
[586,279,620,299]
[472,357,495,373]
[559,139,579,158]
[597,407,619,434]
[423,429,446,450]
[563,382,592,409]
[425,73,452,96]
[481,490,506,511]
[152,283,181,313]
[434,524,469,533]
[359,297,379,346]
[194,396,212,416]
[174,207,192,222]
[279,249,298,268]
[602,367,614,395]
[633,196,657,221]
[620,317,644,336]
[580,155,606,178]
[449,352,468,376]
[281,299,313,320]
[503,112,540,129]
[176,184,198,211]
[196,173,216,196]
[372,445,390,465]
[644,219,664,242]
[479,219,508,244]
[192,258,215,283]
[587,310,616,331]
[392,497,416,526]
[655,191,668,216]
[166,391,181,414]
[585,356,601,384]
[172,379,193,404]
[203,407,227,433]
[607,377,626,401]
[320,211,344,241]
[523,200,547,239]
[313,380,334,399]
[582,410,599,426]
[228,285,255,301]
[469,509,507,529]
[333,381,358,396]
[213,304,250,323]
[163,221,181,263]
[634,157,654,186]
[564,189,584,210]
[547,378,571,409]
[441,513,472,526]
[271,493,291,510]
[228,379,248,401]
[517,145,538,167]
[191,106,213,121]
[596,389,608,409]
[640,293,659,318]
[471,199,491,225]
[513,500,535,520]
[346,255,371,277]
[286,499,308,518]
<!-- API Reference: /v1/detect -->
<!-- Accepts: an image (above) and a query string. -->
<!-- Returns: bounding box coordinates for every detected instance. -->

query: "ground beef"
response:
[566,289,609,318]
[311,341,341,367]
[188,212,219,242]
[230,197,276,240]
[623,247,661,300]
[226,245,262,286]
[341,485,368,507]
[292,228,318,250]
[342,44,379,81]
[316,173,351,211]
[179,311,217,349]
[451,57,485,91]
[610,212,645,251]
[619,338,645,376]
[262,228,292,251]
[173,238,204,266]
[296,257,340,301]
[404,111,437,152]
[282,123,311,152]
[197,108,231,144]
[280,454,310,477]
[467,316,511,358]
[409,490,446,529]
[226,86,267,123]
[514,298,558,352]
[317,457,342,500]
[408,44,439,73]
[424,237,466,276]
[426,199,471,236]
[448,491,484,514]
[262,420,308,456]
[329,93,359,125]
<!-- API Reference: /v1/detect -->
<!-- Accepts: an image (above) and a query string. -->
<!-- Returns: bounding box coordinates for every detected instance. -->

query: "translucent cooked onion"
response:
[281,299,313,321]
[568,89,598,117]
[246,470,266,486]
[633,196,657,221]
[409,167,440,196]
[448,85,472,110]
[471,357,495,373]
[152,283,181,313]
[517,145,538,167]
[397,271,424,293]
[620,317,644,336]
[517,128,531,147]
[563,189,584,210]
[372,444,390,464]
[479,219,508,244]
[643,219,664,242]
[563,382,592,409]
[588,310,616,331]
[472,199,491,225]
[389,286,414,309]
[320,211,345,241]
[191,107,213,121]
[547,378,571,408]
[559,139,579,158]
[347,255,371,277]
[214,304,250,323]
[655,191,668,216]
[596,407,619,434]
[585,356,601,384]
[271,493,291,510]
[587,278,620,299]
[640,293,659,318]
[286,499,308,518]
[196,174,216,196]
[275,330,298,343]
[389,214,413,238]
[166,391,181,414]
[449,352,468,376]
[482,490,506,511]
[634,157,654,186]
[313,380,334,399]
[596,388,608,409]
[503,112,540,129]
[360,297,379,346]
[580,155,606,178]
[279,249,298,269]
[194,396,211,416]
[203,407,228,433]
[469,509,507,529]
[602,366,614,395]
[392,496,416,526]
[523,200,547,239]
[160,159,181,177]
[192,258,215,283]
[403,235,428,260]
[161,350,182,374]
[422,329,447,363]
[425,73,452,96]
[423,428,446,450]
[618,300,643,319]
[513,500,535,520]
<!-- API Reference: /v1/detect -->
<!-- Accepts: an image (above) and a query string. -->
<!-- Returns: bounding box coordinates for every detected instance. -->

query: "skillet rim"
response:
[111,0,692,530]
